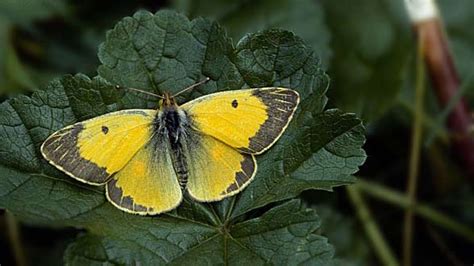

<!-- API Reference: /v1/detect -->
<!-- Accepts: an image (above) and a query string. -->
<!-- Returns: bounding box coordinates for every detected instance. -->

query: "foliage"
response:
[1,0,473,264]
[0,10,366,264]
[173,0,332,67]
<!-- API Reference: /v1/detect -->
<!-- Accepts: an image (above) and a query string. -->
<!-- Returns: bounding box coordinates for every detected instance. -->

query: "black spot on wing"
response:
[101,126,109,134]
[240,88,299,154]
[107,178,149,213]
[224,154,255,194]
[42,124,109,184]
[232,99,238,108]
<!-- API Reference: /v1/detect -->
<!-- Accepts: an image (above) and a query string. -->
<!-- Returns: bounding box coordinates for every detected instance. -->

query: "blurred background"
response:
[0,0,473,265]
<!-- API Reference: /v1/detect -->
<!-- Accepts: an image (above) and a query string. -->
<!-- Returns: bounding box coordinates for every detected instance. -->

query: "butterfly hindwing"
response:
[182,88,299,154]
[106,142,182,215]
[41,109,156,185]
[185,133,257,202]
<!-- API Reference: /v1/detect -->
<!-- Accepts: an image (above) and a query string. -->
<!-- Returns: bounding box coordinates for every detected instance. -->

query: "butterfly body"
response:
[153,93,195,189]
[41,87,299,215]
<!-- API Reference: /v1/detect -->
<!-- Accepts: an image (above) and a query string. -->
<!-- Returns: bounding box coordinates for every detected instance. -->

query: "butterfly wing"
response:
[184,133,256,202]
[106,142,182,215]
[182,88,299,154]
[41,109,156,185]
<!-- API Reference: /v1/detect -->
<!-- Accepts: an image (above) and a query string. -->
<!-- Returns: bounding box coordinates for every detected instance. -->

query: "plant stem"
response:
[397,99,449,144]
[346,186,399,266]
[417,18,474,178]
[356,179,474,242]
[403,27,426,266]
[6,210,27,266]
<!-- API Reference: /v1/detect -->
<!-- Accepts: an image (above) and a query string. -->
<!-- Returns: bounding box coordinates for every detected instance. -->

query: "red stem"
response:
[416,19,474,179]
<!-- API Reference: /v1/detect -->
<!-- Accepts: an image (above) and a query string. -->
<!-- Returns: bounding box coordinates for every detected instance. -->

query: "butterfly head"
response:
[118,77,210,110]
[160,92,177,107]
[158,77,210,108]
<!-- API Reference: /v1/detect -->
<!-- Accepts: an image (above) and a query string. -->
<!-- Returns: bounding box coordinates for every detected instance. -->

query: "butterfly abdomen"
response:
[169,131,189,189]
[171,145,189,190]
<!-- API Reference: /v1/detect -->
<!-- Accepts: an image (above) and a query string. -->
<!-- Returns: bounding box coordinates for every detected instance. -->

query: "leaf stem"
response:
[346,186,399,266]
[207,203,223,225]
[224,197,237,222]
[403,27,426,266]
[6,210,27,266]
[355,179,474,242]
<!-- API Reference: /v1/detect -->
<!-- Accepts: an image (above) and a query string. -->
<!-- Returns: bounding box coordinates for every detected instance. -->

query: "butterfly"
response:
[41,80,300,215]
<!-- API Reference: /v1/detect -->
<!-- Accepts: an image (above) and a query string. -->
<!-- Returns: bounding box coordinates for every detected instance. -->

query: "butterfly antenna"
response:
[172,77,210,98]
[116,85,164,99]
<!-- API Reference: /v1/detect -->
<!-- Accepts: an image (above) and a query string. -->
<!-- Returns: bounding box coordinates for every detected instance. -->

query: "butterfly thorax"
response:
[153,93,193,189]
[158,95,183,143]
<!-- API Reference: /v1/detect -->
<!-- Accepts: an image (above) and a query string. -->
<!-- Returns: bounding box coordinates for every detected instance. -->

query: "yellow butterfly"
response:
[41,82,299,215]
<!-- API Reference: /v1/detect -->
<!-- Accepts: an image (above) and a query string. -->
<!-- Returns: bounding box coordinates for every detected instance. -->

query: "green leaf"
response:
[0,10,366,263]
[173,0,332,68]
[175,0,416,122]
[230,109,365,218]
[321,0,413,122]
[64,200,334,265]
[0,75,112,224]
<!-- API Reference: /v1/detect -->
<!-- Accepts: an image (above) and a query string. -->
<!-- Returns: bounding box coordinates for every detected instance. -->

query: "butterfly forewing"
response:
[182,88,299,154]
[41,109,156,185]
